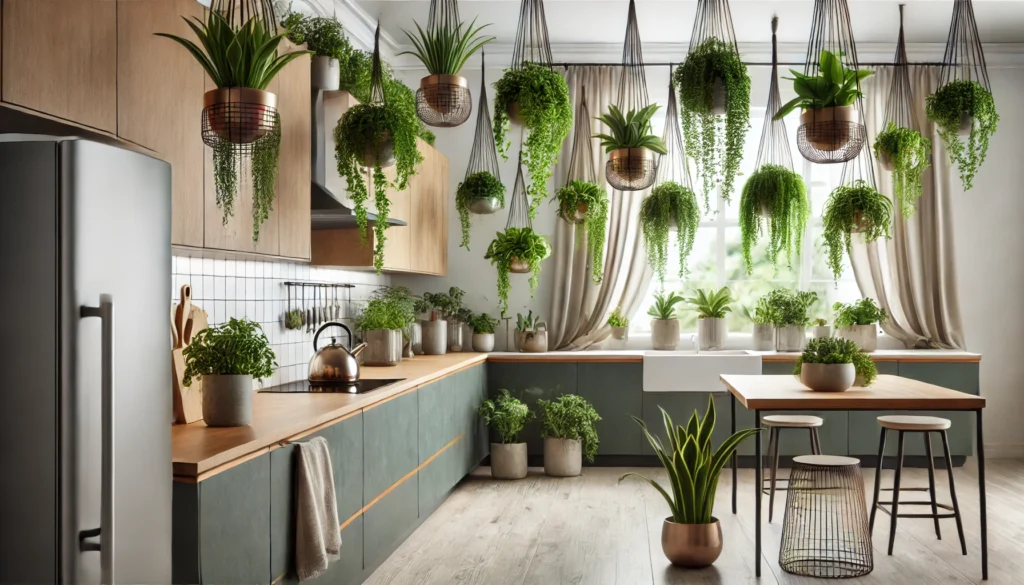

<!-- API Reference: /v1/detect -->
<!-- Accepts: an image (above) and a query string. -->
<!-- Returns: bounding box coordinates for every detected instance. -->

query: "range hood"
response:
[310,90,406,231]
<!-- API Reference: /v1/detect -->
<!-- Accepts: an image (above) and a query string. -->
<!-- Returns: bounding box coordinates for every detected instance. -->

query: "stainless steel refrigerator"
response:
[0,138,172,584]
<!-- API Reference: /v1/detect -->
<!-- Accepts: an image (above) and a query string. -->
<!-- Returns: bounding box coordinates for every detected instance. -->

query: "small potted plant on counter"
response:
[469,312,499,352]
[648,291,684,351]
[355,297,405,366]
[765,288,818,352]
[622,397,760,567]
[537,394,600,477]
[794,337,878,392]
[183,318,276,427]
[833,298,887,352]
[744,296,777,351]
[370,286,420,357]
[514,311,548,353]
[479,389,534,479]
[685,286,732,351]
[422,287,468,353]
[607,306,630,344]
[812,318,832,339]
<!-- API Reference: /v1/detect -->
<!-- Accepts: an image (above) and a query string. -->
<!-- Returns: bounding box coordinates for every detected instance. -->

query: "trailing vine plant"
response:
[640,181,701,283]
[554,180,608,283]
[821,180,894,281]
[455,171,505,250]
[483,226,551,316]
[739,164,809,274]
[925,79,998,191]
[873,122,931,217]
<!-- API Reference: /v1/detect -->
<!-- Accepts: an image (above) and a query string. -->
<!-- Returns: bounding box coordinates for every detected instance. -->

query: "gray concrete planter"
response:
[813,325,832,339]
[490,442,528,479]
[311,56,340,90]
[472,332,495,352]
[838,324,877,352]
[697,317,728,350]
[421,319,447,355]
[752,323,775,351]
[202,374,253,427]
[775,325,807,352]
[363,329,402,366]
[544,437,582,477]
[800,362,856,392]
[651,319,680,350]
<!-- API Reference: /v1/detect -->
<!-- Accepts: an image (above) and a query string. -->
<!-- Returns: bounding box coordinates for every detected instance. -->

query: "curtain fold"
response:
[548,67,654,350]
[853,66,965,349]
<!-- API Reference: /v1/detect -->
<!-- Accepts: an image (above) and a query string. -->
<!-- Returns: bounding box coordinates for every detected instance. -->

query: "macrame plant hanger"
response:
[939,0,991,91]
[463,51,504,216]
[510,0,553,69]
[506,151,532,232]
[565,87,597,186]
[210,0,278,31]
[365,23,393,168]
[417,0,473,127]
[606,0,656,191]
[655,70,693,191]
[688,0,739,52]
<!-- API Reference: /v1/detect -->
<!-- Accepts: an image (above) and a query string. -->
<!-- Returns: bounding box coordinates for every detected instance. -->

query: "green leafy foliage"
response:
[686,286,733,319]
[873,122,931,217]
[422,287,467,321]
[456,171,506,250]
[554,180,609,283]
[369,286,420,338]
[355,296,408,331]
[793,337,878,386]
[607,307,629,328]
[775,50,874,119]
[640,182,701,283]
[925,80,998,191]
[742,297,777,326]
[674,38,751,206]
[479,389,535,444]
[763,288,818,327]
[281,13,349,59]
[493,64,573,217]
[516,310,539,332]
[212,132,282,243]
[832,298,888,328]
[182,318,276,386]
[400,18,493,75]
[822,180,893,281]
[622,397,761,524]
[593,104,668,153]
[739,164,809,274]
[537,394,601,463]
[647,291,685,321]
[484,227,551,316]
[468,312,499,334]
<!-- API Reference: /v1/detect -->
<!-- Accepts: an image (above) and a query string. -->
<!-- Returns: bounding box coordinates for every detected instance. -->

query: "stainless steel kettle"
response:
[309,322,367,383]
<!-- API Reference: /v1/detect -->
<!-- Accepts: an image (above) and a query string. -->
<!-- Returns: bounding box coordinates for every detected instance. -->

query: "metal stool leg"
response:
[924,431,942,540]
[940,430,968,555]
[811,427,822,454]
[869,426,887,532]
[767,427,780,522]
[888,431,906,556]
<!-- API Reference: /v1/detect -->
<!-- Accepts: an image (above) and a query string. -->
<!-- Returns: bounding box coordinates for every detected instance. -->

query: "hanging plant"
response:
[484,227,551,316]
[739,164,809,274]
[492,63,573,217]
[594,104,668,192]
[456,171,506,250]
[674,38,751,207]
[872,122,931,217]
[640,181,701,283]
[926,80,998,191]
[554,180,608,283]
[821,180,894,281]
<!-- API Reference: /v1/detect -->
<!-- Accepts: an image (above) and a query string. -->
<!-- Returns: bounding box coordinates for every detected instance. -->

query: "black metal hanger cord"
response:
[689,0,740,53]
[655,67,693,189]
[427,0,460,32]
[617,0,649,113]
[211,0,278,32]
[370,24,387,106]
[566,86,597,184]
[883,5,919,131]
[755,16,796,171]
[510,0,553,69]
[466,51,502,180]
[939,0,991,90]
[506,151,533,230]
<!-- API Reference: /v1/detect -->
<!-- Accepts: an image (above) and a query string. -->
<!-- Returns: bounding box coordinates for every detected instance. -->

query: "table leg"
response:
[731,394,737,515]
[977,409,988,580]
[754,408,761,578]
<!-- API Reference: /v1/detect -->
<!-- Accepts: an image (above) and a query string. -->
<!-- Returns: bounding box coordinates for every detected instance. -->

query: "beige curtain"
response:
[547,67,654,350]
[853,66,965,349]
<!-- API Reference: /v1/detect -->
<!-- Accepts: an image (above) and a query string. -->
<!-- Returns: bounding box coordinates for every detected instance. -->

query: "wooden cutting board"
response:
[172,285,207,424]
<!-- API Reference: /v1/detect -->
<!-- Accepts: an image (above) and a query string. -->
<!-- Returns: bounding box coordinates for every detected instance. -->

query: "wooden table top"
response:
[719,374,986,411]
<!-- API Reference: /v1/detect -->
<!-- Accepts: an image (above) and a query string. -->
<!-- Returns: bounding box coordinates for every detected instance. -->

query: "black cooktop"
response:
[258,378,405,394]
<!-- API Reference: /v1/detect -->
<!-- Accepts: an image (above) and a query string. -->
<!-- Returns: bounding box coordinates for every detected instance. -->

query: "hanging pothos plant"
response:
[640,181,701,283]
[674,38,751,209]
[925,79,998,191]
[493,63,573,217]
[554,180,608,283]
[455,171,506,250]
[873,121,931,218]
[822,180,894,281]
[739,164,810,274]
[483,226,551,316]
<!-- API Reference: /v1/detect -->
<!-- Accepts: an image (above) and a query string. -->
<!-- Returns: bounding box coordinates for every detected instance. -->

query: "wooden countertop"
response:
[172,353,487,480]
[488,349,981,363]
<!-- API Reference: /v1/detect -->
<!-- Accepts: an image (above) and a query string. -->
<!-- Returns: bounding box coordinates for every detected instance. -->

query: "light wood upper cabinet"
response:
[2,0,117,133]
[275,46,312,261]
[409,143,449,275]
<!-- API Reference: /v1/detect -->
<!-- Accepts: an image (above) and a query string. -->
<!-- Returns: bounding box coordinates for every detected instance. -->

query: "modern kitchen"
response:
[0,0,1021,584]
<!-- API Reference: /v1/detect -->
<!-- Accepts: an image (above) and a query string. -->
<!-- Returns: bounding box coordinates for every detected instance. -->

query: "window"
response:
[632,108,861,335]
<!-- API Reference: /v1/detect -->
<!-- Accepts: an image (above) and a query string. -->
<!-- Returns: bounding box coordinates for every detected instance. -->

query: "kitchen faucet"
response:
[690,334,700,354]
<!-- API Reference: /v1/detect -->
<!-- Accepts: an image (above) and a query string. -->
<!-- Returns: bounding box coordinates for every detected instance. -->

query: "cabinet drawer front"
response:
[363,392,418,503]
[200,456,271,585]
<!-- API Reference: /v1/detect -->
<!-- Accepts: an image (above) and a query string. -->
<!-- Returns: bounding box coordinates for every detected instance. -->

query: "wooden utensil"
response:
[172,284,206,424]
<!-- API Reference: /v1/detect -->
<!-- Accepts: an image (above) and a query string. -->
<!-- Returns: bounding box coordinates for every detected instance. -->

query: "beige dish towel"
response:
[295,437,341,581]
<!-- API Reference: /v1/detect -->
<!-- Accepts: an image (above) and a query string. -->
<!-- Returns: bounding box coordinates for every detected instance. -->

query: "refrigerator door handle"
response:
[81,294,115,585]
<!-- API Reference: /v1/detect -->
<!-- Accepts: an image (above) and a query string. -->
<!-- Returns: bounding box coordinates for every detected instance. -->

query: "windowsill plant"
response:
[743,297,778,351]
[925,79,998,191]
[456,171,506,250]
[484,227,551,317]
[479,389,534,479]
[639,181,701,284]
[833,298,888,352]
[648,291,684,351]
[812,317,832,339]
[686,287,733,351]
[607,306,630,342]
[554,180,608,283]
[739,164,809,274]
[764,288,818,352]
[514,310,547,353]
[594,104,668,191]
[468,312,499,352]
[873,121,931,217]
[822,180,893,282]
[537,394,601,477]
[794,337,878,392]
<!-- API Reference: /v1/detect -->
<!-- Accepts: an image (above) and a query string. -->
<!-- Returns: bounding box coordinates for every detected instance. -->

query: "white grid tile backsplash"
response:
[172,254,388,387]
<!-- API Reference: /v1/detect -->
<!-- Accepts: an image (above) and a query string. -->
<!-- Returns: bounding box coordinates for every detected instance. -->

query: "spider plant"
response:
[399,18,494,75]
[685,287,733,319]
[593,104,668,154]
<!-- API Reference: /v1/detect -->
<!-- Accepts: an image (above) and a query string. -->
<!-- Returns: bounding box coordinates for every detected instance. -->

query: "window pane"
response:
[632,227,716,334]
[723,227,800,331]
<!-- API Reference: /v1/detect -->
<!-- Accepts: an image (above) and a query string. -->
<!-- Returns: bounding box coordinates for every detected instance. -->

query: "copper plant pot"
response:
[204,88,277,145]
[662,518,723,568]
[419,74,469,115]
[360,130,396,169]
[800,106,858,152]
[608,147,655,183]
[509,257,530,273]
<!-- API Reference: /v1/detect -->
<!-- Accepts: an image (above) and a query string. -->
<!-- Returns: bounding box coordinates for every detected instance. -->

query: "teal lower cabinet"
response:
[487,362,577,454]
[577,363,644,455]
[363,479,419,571]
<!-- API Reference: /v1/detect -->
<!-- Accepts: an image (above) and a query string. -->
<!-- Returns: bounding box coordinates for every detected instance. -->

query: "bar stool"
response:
[762,415,824,522]
[869,415,967,556]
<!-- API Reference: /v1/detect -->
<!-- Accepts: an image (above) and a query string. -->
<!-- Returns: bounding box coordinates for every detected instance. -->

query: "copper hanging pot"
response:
[202,88,278,146]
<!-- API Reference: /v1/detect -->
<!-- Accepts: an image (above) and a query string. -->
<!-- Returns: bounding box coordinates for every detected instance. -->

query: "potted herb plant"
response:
[370,286,420,357]
[484,227,551,316]
[554,180,609,283]
[514,311,548,353]
[686,287,732,351]
[537,394,600,477]
[794,337,878,392]
[157,12,309,242]
[420,291,451,355]
[812,318,832,339]
[182,318,276,427]
[675,38,751,203]
[765,288,818,352]
[623,398,760,567]
[833,298,887,352]
[607,307,630,342]
[822,180,894,281]
[355,297,405,366]
[423,287,467,352]
[648,291,684,351]
[493,63,573,215]
[479,389,534,479]
[739,164,809,273]
[281,13,348,90]
[744,297,777,351]
[594,104,668,190]
[457,171,506,250]
[873,121,931,217]
[640,181,701,283]
[469,312,499,352]
[926,79,998,191]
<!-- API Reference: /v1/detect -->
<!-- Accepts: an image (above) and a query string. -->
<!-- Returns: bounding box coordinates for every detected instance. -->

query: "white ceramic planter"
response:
[544,437,582,477]
[838,324,878,352]
[311,56,340,90]
[472,332,495,352]
[202,374,253,427]
[611,326,629,341]
[812,325,832,339]
[776,325,807,352]
[800,362,856,392]
[651,319,680,350]
[421,319,447,355]
[697,317,728,351]
[752,323,775,351]
[490,443,528,479]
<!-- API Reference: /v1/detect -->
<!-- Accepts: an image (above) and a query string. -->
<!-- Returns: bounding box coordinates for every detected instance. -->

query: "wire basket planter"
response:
[417,75,473,128]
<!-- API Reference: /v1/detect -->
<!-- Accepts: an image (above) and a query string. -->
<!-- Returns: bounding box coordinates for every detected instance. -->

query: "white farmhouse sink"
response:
[643,350,762,392]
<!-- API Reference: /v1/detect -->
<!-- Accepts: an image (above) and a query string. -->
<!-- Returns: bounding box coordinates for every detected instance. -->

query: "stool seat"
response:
[793,454,860,467]
[763,415,824,428]
[877,415,951,431]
